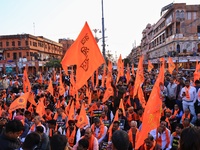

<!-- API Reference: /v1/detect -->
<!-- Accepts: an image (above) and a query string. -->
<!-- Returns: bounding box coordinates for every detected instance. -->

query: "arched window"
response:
[180,10,184,19]
[176,10,180,19]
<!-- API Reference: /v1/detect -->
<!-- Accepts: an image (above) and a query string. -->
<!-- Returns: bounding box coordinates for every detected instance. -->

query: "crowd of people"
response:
[0,65,200,150]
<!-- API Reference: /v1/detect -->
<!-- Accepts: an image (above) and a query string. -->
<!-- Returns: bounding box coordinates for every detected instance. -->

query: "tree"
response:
[45,59,61,68]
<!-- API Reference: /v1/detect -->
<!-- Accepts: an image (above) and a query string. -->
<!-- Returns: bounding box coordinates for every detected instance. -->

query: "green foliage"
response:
[45,59,61,68]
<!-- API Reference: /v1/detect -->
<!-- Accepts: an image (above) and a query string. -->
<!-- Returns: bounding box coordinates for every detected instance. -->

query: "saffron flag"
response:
[138,86,146,108]
[107,60,112,74]
[23,69,31,93]
[133,55,144,98]
[28,92,37,106]
[148,60,154,72]
[135,59,165,149]
[168,57,175,74]
[101,65,106,88]
[61,22,105,89]
[47,79,54,96]
[194,61,200,82]
[116,54,124,83]
[76,104,89,129]
[68,100,75,121]
[59,73,65,96]
[126,63,131,84]
[36,99,46,117]
[102,72,114,103]
[9,92,29,113]
[119,99,126,116]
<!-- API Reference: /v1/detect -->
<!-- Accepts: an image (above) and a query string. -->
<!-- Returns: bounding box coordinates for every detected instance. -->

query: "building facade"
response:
[59,38,74,56]
[139,3,200,68]
[0,34,64,74]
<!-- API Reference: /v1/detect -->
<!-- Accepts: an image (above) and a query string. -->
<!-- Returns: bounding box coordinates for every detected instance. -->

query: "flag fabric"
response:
[194,61,200,82]
[36,99,46,117]
[107,60,112,74]
[68,100,75,121]
[95,69,99,88]
[76,104,89,129]
[102,72,114,103]
[28,92,37,106]
[126,64,131,84]
[61,22,105,90]
[23,69,31,93]
[135,59,165,149]
[69,72,76,96]
[168,57,175,74]
[47,79,54,96]
[101,65,106,88]
[148,60,154,72]
[9,92,30,113]
[138,86,146,108]
[119,99,126,116]
[59,73,65,96]
[133,55,144,98]
[116,54,124,83]
[108,110,119,133]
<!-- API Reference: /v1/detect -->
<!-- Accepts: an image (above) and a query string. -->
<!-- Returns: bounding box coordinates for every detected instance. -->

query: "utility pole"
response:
[101,0,106,59]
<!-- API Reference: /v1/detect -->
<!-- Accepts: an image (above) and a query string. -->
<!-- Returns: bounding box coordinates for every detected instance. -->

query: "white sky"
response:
[0,0,199,59]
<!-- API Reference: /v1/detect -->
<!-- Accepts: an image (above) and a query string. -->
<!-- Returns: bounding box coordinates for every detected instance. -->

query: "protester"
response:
[22,132,41,150]
[50,134,69,150]
[0,120,24,150]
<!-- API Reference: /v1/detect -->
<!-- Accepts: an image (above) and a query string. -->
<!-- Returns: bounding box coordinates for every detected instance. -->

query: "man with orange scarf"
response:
[29,115,46,134]
[170,123,183,150]
[91,117,107,144]
[138,134,161,150]
[150,120,171,150]
[128,121,139,149]
[65,120,81,148]
[180,79,197,124]
[73,127,99,150]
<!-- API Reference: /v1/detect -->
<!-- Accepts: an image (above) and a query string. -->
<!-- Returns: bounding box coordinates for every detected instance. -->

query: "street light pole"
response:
[101,0,106,59]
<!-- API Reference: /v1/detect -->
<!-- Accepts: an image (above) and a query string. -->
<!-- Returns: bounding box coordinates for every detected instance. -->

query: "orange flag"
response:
[9,92,29,113]
[69,72,76,97]
[47,79,54,96]
[61,22,105,89]
[36,98,46,117]
[148,60,154,72]
[23,69,31,93]
[126,64,131,84]
[68,100,75,121]
[135,58,165,149]
[133,55,144,98]
[107,60,112,74]
[76,104,89,128]
[28,92,37,106]
[102,72,114,103]
[101,65,106,88]
[138,86,146,108]
[168,57,175,74]
[59,73,65,96]
[116,54,124,83]
[108,110,119,133]
[91,73,94,88]
[194,61,200,82]
[119,99,125,116]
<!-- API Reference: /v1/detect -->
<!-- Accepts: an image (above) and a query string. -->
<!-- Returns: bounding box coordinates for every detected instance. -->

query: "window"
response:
[19,52,22,57]
[180,10,184,19]
[6,41,9,46]
[7,53,10,58]
[176,10,180,19]
[187,12,192,20]
[30,41,32,46]
[193,12,197,20]
[12,41,15,46]
[0,42,2,47]
[18,41,21,46]
[25,40,28,46]
[30,52,33,56]
[13,52,17,60]
[26,52,29,56]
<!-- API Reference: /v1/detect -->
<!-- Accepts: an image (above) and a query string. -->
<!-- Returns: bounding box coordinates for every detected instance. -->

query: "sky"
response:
[0,0,199,59]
